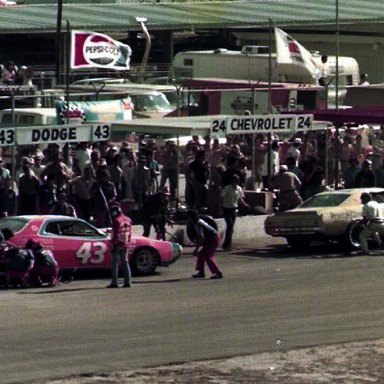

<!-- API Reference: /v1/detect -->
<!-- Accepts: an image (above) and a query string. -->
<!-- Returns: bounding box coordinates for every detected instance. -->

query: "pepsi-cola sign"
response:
[71,31,132,70]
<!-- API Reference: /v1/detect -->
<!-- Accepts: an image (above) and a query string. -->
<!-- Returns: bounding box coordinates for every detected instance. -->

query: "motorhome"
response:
[178,78,327,116]
[171,46,360,92]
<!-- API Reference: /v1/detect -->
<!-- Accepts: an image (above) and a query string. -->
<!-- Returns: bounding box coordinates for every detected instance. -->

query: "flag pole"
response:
[55,0,63,85]
[266,17,273,190]
[66,20,71,125]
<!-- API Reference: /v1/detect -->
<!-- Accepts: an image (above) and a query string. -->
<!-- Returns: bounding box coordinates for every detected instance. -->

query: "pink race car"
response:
[0,215,182,276]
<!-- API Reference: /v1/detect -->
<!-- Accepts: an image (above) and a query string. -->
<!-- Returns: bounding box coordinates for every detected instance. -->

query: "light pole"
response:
[55,0,63,85]
[135,17,151,83]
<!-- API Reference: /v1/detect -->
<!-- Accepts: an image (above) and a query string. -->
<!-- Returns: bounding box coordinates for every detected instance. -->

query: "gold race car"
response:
[264,188,384,250]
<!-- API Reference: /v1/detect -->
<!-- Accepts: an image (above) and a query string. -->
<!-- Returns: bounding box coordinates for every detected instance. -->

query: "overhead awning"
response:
[110,115,222,137]
[313,106,384,125]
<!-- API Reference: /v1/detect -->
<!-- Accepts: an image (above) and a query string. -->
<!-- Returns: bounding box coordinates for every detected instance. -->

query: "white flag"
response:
[274,27,320,80]
[71,31,132,70]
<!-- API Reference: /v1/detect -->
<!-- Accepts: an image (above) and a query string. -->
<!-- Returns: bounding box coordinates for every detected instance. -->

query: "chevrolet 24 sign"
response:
[211,114,313,135]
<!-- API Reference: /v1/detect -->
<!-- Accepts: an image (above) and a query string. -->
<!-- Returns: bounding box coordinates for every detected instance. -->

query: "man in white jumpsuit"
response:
[358,192,384,255]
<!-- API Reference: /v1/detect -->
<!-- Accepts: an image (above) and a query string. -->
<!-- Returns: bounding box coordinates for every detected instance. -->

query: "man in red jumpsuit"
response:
[186,210,223,280]
[107,201,132,288]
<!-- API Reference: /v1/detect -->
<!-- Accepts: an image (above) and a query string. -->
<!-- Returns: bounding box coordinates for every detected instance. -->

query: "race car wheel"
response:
[286,236,311,250]
[130,247,159,276]
[341,221,363,250]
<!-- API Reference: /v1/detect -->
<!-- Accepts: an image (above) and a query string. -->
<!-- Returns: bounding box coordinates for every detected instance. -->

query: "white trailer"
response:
[171,46,360,89]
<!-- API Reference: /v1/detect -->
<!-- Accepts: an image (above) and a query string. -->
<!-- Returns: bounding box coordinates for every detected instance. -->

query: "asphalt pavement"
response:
[1,235,384,383]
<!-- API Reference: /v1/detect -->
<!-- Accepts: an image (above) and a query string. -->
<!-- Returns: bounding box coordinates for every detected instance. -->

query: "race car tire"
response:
[286,236,312,250]
[186,214,218,244]
[341,220,363,250]
[130,247,159,276]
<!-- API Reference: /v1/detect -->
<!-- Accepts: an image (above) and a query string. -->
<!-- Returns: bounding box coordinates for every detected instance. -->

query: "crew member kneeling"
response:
[358,192,384,255]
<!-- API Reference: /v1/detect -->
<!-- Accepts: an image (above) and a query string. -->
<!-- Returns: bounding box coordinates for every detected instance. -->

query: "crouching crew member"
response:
[272,165,303,212]
[107,202,132,288]
[358,192,384,255]
[4,246,34,288]
[186,210,223,280]
[26,240,59,287]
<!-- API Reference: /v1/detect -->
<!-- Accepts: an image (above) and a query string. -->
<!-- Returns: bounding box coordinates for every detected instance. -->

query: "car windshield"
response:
[0,217,29,233]
[130,93,172,112]
[300,193,350,208]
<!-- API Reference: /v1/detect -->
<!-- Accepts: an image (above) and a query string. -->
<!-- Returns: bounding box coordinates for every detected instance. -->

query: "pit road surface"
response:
[2,238,384,383]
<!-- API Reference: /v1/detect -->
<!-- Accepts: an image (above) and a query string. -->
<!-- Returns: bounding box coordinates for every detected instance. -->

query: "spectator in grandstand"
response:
[39,174,57,215]
[260,140,280,190]
[355,159,375,188]
[31,153,46,179]
[159,140,179,201]
[90,168,116,227]
[1,61,17,84]
[188,149,210,211]
[342,157,360,189]
[286,156,304,182]
[73,142,92,176]
[300,155,325,200]
[108,153,123,201]
[121,146,137,200]
[49,191,77,217]
[40,152,71,192]
[0,156,11,187]
[18,157,40,215]
[0,178,16,217]
[374,158,384,188]
[221,157,245,188]
[70,165,94,221]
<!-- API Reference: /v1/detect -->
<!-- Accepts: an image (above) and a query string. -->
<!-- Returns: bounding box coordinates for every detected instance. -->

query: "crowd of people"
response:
[0,125,382,287]
[0,124,383,226]
[0,60,33,86]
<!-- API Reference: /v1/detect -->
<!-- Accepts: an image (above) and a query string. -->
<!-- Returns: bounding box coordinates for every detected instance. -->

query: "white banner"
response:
[211,114,313,135]
[275,27,320,80]
[16,125,92,145]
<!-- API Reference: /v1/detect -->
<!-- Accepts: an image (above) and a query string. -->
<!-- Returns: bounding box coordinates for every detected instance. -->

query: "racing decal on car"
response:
[76,242,107,264]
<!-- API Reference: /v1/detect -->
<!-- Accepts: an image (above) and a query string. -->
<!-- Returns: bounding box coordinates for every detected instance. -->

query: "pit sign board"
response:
[7,123,111,146]
[211,114,313,135]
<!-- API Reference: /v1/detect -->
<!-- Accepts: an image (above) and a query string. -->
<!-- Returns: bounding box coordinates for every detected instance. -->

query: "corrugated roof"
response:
[0,0,383,33]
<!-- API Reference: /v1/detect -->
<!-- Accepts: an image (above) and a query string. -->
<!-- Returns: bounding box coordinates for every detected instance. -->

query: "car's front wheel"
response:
[130,247,159,276]
[340,221,363,250]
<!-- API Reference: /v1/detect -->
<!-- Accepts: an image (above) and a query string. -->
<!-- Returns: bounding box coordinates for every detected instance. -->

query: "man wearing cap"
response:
[358,192,384,255]
[272,164,303,212]
[287,138,302,166]
[107,202,132,288]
